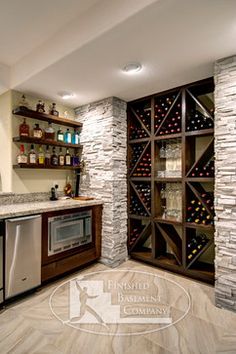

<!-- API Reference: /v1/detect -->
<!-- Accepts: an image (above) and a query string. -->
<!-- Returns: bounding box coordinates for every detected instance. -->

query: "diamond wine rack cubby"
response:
[127,78,215,284]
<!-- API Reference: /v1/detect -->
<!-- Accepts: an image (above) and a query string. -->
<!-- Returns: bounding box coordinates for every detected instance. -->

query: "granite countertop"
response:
[0,198,103,219]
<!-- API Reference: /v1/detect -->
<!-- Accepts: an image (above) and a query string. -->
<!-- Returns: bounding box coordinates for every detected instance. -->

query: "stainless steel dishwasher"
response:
[5,215,41,299]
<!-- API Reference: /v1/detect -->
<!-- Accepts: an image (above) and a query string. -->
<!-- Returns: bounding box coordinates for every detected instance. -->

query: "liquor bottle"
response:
[19,118,30,137]
[72,129,80,145]
[72,152,80,167]
[28,144,36,164]
[51,147,58,166]
[38,146,45,165]
[65,128,72,144]
[45,145,51,166]
[58,148,65,166]
[18,94,30,110]
[49,103,59,116]
[45,122,55,140]
[57,128,64,142]
[33,123,43,139]
[17,144,27,165]
[65,148,71,166]
[36,100,45,113]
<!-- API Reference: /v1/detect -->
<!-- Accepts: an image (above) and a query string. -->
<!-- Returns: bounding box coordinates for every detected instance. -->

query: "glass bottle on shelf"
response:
[19,94,30,110]
[17,144,27,165]
[19,118,30,137]
[51,147,58,166]
[72,129,80,145]
[44,122,55,140]
[72,152,80,167]
[65,148,71,166]
[58,148,65,166]
[36,100,45,113]
[33,123,43,139]
[45,145,51,166]
[64,128,72,144]
[57,127,64,142]
[49,103,59,116]
[28,144,36,164]
[38,146,45,165]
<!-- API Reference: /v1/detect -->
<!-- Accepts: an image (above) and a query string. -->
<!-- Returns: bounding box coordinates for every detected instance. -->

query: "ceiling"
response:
[0,0,236,107]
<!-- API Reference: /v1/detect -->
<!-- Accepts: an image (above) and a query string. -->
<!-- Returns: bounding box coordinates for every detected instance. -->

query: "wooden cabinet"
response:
[41,205,102,282]
[127,78,215,284]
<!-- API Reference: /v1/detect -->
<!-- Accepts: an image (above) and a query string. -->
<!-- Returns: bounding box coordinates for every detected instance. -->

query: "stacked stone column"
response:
[75,97,127,266]
[215,55,236,311]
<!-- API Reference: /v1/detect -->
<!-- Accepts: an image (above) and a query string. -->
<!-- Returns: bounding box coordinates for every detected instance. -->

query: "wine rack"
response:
[128,78,215,284]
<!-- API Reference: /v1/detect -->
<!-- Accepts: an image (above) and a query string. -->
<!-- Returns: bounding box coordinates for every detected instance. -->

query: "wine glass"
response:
[160,142,166,159]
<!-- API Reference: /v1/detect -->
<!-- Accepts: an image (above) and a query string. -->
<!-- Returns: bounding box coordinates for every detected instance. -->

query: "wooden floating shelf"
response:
[13,136,82,149]
[13,164,80,170]
[13,108,82,128]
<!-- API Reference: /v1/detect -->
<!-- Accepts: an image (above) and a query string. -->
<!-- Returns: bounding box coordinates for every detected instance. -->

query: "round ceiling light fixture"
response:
[122,62,142,74]
[58,91,75,100]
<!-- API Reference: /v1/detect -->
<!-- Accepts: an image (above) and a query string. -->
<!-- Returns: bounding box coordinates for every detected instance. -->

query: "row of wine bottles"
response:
[186,195,214,225]
[129,108,214,140]
[135,106,151,131]
[130,144,144,170]
[190,159,214,177]
[129,226,145,247]
[130,195,149,216]
[134,184,151,212]
[186,110,213,131]
[132,152,151,177]
[187,234,208,260]
[129,126,149,140]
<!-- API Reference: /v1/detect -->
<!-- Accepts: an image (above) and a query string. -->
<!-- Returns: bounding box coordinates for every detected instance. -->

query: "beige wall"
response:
[0,91,12,192]
[1,89,76,194]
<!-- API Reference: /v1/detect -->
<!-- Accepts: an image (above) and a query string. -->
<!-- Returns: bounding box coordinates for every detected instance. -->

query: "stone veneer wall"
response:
[215,55,236,311]
[75,97,127,267]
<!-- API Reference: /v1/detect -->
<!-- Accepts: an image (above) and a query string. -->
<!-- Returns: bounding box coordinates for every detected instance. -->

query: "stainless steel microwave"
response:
[48,210,92,256]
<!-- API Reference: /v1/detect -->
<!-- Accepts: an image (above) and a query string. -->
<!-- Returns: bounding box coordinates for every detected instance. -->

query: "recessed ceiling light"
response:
[58,91,75,100]
[122,62,142,74]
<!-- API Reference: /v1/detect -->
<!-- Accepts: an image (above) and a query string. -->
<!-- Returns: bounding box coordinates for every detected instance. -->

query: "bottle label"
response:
[38,156,44,164]
[58,133,64,142]
[33,130,43,138]
[52,157,58,166]
[17,155,27,164]
[59,156,65,165]
[65,156,71,165]
[74,135,79,145]
[29,154,36,164]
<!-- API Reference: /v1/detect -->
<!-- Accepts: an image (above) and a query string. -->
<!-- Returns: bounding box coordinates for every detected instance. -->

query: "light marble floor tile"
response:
[0,260,236,354]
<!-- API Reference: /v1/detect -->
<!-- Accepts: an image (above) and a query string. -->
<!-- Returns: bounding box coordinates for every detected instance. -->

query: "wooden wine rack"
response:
[127,78,215,284]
